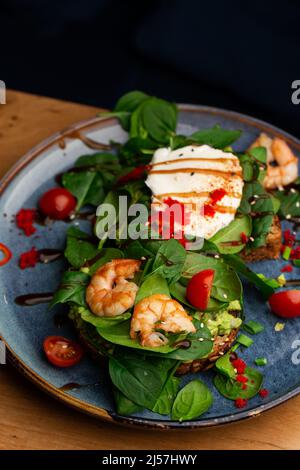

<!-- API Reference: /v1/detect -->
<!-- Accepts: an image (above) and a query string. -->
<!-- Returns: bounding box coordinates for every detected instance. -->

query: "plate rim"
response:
[1,104,300,430]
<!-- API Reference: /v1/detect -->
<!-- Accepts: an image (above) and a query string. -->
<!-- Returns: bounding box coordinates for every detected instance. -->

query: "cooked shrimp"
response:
[249,133,298,189]
[130,294,196,348]
[86,259,141,317]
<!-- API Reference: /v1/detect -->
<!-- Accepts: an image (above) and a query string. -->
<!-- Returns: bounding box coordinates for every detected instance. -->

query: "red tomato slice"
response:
[39,188,76,220]
[186,269,215,310]
[269,290,300,318]
[43,336,83,367]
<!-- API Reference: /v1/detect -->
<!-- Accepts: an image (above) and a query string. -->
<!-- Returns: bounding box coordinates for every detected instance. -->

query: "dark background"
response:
[2,0,300,134]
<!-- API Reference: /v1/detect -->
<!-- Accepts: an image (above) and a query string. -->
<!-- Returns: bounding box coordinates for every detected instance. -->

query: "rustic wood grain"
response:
[0,90,299,450]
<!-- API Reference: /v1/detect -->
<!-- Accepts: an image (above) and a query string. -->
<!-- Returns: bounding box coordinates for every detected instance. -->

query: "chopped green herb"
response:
[236,334,253,348]
[282,246,292,260]
[242,320,264,335]
[293,259,300,267]
[255,357,268,366]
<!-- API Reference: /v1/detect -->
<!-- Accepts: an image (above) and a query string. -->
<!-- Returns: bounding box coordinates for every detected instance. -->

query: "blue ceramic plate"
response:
[1,106,300,429]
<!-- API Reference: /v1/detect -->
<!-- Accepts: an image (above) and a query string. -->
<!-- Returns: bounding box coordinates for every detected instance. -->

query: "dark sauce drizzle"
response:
[15,292,54,306]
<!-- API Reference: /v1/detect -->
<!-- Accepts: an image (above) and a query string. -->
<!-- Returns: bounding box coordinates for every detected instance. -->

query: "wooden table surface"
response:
[0,90,299,450]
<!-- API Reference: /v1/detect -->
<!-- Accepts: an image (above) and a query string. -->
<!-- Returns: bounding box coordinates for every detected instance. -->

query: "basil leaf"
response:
[113,387,141,416]
[135,273,170,304]
[141,97,177,144]
[109,349,176,409]
[171,380,213,421]
[118,137,157,166]
[214,366,263,400]
[64,227,98,269]
[189,125,241,149]
[62,170,104,210]
[115,91,149,113]
[210,215,252,254]
[152,375,180,415]
[50,271,90,307]
[152,239,186,283]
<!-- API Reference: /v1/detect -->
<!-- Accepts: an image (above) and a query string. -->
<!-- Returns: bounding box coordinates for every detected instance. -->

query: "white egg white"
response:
[145,145,244,239]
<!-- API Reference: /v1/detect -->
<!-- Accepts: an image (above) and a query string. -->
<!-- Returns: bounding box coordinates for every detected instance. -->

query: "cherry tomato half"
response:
[39,188,76,220]
[186,269,215,310]
[43,336,84,367]
[269,290,300,318]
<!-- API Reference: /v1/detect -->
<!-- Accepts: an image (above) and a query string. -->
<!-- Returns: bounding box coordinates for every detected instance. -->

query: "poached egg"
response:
[145,144,244,240]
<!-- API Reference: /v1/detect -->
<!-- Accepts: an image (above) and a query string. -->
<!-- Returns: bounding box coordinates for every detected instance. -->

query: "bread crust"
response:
[241,216,281,262]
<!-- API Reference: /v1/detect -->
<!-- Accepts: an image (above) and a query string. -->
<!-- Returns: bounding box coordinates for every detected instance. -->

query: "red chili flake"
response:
[203,204,216,218]
[231,358,247,374]
[251,379,255,384]
[281,264,293,273]
[240,232,248,244]
[236,374,248,384]
[283,229,296,247]
[19,247,39,269]
[242,384,248,390]
[234,398,248,409]
[210,188,227,204]
[117,165,149,185]
[16,209,37,236]
[259,388,269,398]
[291,246,300,260]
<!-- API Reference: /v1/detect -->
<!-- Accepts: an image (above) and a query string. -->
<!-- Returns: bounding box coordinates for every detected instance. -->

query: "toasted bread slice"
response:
[241,216,282,262]
[73,312,240,376]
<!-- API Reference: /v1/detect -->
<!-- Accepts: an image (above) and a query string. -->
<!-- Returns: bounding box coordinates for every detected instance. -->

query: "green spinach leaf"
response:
[79,306,131,328]
[50,271,90,307]
[97,319,176,354]
[214,366,263,400]
[113,387,141,416]
[273,187,300,219]
[215,351,236,379]
[165,323,213,361]
[152,375,181,415]
[109,349,176,409]
[222,254,275,299]
[171,380,213,421]
[62,170,104,210]
[64,227,98,269]
[210,215,252,254]
[152,239,186,283]
[135,273,170,304]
